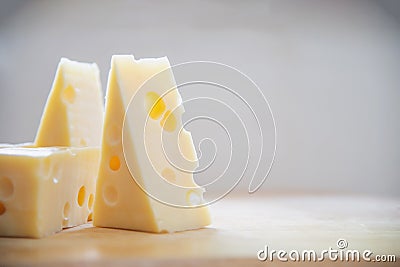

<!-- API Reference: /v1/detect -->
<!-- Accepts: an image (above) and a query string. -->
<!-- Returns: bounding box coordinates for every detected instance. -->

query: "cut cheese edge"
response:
[0,143,34,148]
[0,147,100,238]
[94,55,210,233]
[34,58,104,147]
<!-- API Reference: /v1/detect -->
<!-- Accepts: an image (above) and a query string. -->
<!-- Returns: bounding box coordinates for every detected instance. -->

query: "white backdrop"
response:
[0,0,399,196]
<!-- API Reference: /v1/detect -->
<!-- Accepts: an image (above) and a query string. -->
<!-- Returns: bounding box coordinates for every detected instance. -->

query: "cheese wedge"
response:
[0,147,100,238]
[94,55,210,233]
[34,58,104,147]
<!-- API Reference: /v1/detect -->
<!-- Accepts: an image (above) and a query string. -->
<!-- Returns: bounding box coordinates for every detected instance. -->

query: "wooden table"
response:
[1,193,399,266]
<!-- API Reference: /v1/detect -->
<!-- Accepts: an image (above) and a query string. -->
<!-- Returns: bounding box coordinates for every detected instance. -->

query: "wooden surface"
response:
[0,193,399,266]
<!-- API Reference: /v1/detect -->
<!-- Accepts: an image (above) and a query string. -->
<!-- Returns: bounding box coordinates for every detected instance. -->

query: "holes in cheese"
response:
[0,147,99,237]
[109,155,121,171]
[0,177,13,199]
[186,190,202,206]
[63,202,70,221]
[145,91,177,131]
[88,193,94,209]
[87,212,93,222]
[93,55,211,233]
[0,58,103,237]
[77,186,86,207]
[145,92,166,119]
[0,202,5,215]
[0,176,11,215]
[103,185,118,205]
[160,110,177,132]
[62,85,76,104]
[34,58,104,147]
[161,168,176,183]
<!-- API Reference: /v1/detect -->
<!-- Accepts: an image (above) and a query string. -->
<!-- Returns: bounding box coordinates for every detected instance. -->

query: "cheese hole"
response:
[0,177,14,199]
[63,202,71,226]
[87,212,93,222]
[161,168,176,183]
[145,92,166,120]
[0,202,5,215]
[77,186,86,207]
[104,185,118,205]
[186,190,202,206]
[62,85,76,104]
[160,110,177,132]
[63,202,70,218]
[109,156,121,171]
[88,193,94,209]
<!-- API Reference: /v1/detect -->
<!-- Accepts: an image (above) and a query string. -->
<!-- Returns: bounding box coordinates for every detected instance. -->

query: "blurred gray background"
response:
[0,0,399,196]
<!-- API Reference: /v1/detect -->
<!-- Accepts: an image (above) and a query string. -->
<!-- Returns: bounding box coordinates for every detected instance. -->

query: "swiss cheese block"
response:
[94,55,211,233]
[34,58,104,147]
[0,147,100,238]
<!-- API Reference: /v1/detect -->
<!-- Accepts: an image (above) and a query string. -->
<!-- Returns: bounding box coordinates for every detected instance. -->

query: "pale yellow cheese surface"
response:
[34,58,104,147]
[0,58,104,238]
[94,55,210,233]
[0,147,100,238]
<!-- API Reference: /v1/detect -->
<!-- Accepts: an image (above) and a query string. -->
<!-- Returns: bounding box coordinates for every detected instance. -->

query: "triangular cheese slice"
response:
[93,55,210,232]
[34,58,104,147]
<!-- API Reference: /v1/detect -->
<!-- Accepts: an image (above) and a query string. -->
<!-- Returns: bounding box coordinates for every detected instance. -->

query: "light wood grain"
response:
[0,194,399,266]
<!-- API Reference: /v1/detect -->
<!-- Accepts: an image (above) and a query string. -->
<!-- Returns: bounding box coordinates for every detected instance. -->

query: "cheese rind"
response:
[94,55,211,233]
[34,58,104,147]
[0,147,100,238]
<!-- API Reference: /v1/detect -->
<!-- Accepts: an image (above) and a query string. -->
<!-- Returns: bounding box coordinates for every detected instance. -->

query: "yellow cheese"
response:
[94,55,211,233]
[34,58,104,147]
[0,147,100,238]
